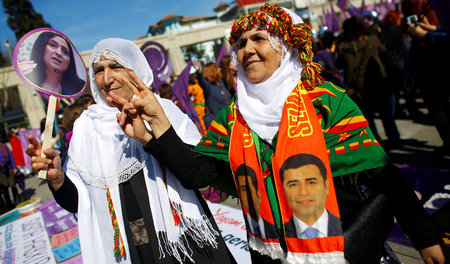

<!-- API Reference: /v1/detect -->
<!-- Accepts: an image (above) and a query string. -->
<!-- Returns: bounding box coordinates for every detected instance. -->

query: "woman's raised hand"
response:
[19,60,37,75]
[108,89,152,144]
[107,71,171,141]
[25,135,65,191]
[123,71,171,137]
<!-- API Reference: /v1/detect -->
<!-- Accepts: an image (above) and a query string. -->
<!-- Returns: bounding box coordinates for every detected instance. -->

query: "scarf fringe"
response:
[183,215,219,249]
[248,236,286,261]
[156,215,219,264]
[284,251,347,264]
[159,231,194,264]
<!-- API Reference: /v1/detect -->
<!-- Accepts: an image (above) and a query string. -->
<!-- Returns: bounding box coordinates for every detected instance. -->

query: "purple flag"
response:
[141,41,172,92]
[322,6,329,28]
[330,3,340,32]
[377,0,391,18]
[360,0,367,14]
[337,0,360,16]
[171,61,202,131]
[216,43,228,66]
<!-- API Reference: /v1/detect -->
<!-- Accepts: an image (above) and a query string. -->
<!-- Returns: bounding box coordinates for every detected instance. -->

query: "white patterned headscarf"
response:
[89,38,154,107]
[67,38,154,187]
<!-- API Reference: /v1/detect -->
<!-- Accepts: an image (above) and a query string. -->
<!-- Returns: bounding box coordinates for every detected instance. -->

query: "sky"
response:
[0,0,227,58]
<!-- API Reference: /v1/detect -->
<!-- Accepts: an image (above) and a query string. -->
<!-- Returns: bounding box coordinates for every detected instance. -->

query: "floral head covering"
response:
[229,3,324,91]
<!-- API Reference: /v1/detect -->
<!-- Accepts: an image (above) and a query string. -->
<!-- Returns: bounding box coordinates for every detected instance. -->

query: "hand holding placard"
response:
[38,95,57,179]
[13,28,88,181]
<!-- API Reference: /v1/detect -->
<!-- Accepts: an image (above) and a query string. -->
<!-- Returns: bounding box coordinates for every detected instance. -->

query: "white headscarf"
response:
[70,38,152,187]
[65,38,217,263]
[235,8,304,144]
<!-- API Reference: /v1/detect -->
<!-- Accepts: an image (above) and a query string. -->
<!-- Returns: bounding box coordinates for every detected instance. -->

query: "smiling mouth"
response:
[297,199,314,205]
[245,61,260,68]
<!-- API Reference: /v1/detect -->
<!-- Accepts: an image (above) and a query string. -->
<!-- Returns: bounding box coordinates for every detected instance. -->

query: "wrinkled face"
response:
[43,36,70,73]
[282,164,329,226]
[93,56,134,106]
[236,28,282,84]
[237,174,260,221]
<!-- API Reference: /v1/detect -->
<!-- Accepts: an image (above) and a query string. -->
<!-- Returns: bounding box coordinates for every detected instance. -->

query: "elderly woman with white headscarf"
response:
[26,38,236,264]
[107,4,445,264]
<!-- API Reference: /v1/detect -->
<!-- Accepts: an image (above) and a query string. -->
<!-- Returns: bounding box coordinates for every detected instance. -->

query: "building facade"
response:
[1,0,366,135]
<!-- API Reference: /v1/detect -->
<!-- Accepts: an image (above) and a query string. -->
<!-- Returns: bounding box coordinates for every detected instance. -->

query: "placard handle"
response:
[38,95,57,180]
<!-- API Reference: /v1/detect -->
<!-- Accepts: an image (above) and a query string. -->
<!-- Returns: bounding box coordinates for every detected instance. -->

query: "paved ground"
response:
[376,112,449,263]
[23,105,449,263]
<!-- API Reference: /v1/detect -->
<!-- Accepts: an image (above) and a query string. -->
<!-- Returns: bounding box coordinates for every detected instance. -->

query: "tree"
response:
[2,0,51,40]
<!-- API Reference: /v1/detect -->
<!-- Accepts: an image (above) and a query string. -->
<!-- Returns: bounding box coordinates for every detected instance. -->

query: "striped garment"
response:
[194,81,389,201]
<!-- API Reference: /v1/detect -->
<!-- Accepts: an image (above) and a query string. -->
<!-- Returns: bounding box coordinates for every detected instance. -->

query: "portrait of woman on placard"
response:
[18,31,86,97]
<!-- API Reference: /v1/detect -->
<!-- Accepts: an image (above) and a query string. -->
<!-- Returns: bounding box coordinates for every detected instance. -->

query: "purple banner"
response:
[38,199,78,237]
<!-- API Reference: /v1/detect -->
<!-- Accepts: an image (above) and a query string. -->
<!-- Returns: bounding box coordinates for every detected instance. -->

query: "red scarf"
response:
[229,83,345,261]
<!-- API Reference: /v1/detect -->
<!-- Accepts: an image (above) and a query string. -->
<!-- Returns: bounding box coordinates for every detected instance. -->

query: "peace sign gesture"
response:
[107,71,171,143]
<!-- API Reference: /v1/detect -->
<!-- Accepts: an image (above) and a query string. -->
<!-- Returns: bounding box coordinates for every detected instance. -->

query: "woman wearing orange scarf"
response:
[109,4,445,264]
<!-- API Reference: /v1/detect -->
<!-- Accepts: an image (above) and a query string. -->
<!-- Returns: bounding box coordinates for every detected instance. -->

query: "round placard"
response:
[13,28,88,99]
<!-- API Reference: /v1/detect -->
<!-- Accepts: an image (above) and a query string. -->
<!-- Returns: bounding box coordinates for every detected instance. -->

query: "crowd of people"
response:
[313,1,449,154]
[149,1,449,156]
[0,1,446,264]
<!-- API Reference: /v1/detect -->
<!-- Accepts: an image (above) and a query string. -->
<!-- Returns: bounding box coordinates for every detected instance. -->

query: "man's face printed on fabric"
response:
[282,164,329,226]
[93,56,134,106]
[237,172,261,221]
